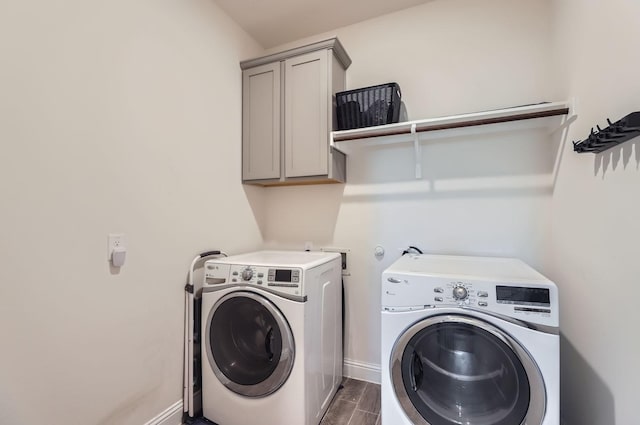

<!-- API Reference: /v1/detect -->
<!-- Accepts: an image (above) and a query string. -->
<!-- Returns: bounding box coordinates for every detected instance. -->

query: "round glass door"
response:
[391,314,545,425]
[205,291,295,398]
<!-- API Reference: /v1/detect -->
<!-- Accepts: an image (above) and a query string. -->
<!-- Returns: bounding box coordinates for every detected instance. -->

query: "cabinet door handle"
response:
[387,277,401,283]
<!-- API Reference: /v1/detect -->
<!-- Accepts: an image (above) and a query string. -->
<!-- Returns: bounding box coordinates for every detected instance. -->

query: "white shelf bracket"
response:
[569,96,578,120]
[411,123,422,179]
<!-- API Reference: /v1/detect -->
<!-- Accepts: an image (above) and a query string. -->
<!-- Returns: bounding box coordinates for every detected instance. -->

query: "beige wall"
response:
[550,1,640,424]
[262,0,556,375]
[0,1,263,424]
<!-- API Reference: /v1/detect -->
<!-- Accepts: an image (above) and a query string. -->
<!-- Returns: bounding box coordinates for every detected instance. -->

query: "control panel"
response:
[382,274,557,326]
[204,262,303,296]
[430,281,491,307]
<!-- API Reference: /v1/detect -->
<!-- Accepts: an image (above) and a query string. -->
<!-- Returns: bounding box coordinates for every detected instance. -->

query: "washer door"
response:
[205,291,295,398]
[391,314,545,425]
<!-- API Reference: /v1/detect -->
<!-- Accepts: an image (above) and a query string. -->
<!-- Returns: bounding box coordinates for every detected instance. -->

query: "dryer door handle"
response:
[265,328,275,362]
[387,277,402,283]
[409,350,423,392]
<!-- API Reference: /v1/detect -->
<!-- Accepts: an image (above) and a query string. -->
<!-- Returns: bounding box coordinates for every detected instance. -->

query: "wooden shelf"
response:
[333,101,570,143]
[330,101,573,178]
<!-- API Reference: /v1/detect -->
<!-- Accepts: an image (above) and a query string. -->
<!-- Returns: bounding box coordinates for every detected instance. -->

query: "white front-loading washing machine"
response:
[201,250,342,425]
[381,254,559,425]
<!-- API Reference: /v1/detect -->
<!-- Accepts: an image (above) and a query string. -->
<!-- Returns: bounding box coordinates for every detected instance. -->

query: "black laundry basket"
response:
[336,82,402,130]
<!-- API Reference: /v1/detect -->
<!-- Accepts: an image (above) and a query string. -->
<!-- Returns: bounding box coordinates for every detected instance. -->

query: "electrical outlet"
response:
[108,233,125,259]
[321,247,350,276]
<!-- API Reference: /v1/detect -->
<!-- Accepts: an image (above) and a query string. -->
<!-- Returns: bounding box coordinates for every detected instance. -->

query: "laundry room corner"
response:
[3,0,639,423]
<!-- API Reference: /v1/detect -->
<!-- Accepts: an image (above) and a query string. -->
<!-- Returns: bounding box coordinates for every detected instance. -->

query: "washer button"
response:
[257,280,263,285]
[478,301,488,307]
[434,297,443,302]
[232,271,239,276]
[434,288,444,293]
[478,291,489,298]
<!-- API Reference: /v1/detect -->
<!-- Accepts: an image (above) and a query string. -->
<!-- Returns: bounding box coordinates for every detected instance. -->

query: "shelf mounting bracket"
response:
[412,123,422,179]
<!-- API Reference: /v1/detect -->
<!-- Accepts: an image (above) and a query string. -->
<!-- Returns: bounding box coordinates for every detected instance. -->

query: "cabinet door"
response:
[242,62,281,181]
[284,51,328,178]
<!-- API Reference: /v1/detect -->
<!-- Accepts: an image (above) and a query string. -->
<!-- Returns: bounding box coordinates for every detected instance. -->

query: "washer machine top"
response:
[209,250,340,269]
[384,254,550,282]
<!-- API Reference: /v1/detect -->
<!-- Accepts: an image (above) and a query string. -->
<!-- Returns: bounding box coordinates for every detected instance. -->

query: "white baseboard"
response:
[343,358,381,384]
[143,400,183,425]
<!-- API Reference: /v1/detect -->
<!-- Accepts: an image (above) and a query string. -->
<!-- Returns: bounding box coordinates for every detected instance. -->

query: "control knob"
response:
[452,286,468,301]
[241,268,254,281]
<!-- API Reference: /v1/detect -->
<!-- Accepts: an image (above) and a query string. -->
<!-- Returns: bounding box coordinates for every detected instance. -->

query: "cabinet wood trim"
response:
[240,38,351,70]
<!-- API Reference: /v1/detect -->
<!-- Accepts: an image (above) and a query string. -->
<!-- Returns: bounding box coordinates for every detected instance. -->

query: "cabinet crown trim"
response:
[240,37,352,70]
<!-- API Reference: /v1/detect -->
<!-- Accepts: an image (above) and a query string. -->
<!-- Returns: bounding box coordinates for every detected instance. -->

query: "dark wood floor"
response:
[321,378,381,425]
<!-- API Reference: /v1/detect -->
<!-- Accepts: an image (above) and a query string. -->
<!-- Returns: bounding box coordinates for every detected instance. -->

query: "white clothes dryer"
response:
[201,251,342,425]
[381,254,559,425]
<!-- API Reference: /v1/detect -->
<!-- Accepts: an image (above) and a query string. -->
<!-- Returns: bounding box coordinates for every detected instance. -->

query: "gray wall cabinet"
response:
[241,38,351,186]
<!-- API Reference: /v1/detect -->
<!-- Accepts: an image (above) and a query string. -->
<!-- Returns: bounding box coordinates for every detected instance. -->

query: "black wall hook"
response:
[573,112,640,153]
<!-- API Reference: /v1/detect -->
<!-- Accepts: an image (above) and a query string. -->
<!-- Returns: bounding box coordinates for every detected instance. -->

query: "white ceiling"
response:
[215,0,433,48]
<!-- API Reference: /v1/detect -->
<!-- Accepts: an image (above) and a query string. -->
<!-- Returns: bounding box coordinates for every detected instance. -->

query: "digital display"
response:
[496,286,550,306]
[274,269,292,282]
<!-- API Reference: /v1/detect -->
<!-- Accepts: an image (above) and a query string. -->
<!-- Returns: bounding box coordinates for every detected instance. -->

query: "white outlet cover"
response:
[108,233,125,259]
